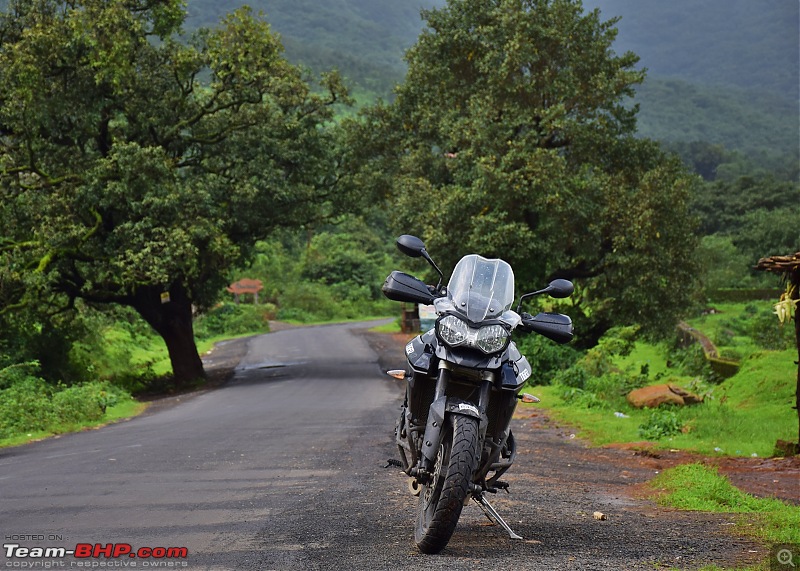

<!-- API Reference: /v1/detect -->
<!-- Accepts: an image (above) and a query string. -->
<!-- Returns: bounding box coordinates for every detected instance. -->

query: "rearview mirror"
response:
[544,279,574,299]
[516,278,574,312]
[396,235,427,258]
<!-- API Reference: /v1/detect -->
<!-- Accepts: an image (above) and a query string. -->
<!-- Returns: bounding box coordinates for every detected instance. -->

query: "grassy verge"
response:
[650,463,800,571]
[524,299,796,458]
[0,397,147,449]
[529,344,796,457]
[369,318,401,334]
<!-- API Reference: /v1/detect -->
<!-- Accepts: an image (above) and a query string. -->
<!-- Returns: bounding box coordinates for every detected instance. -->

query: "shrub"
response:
[638,408,684,440]
[0,362,126,439]
[516,334,581,386]
[194,302,274,338]
[748,310,793,350]
[0,375,56,438]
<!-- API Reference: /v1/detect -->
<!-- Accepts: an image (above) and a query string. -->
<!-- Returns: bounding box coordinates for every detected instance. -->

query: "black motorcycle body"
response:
[383,235,574,554]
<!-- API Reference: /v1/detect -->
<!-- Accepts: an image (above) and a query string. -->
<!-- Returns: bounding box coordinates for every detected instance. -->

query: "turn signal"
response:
[518,393,541,403]
[387,369,406,380]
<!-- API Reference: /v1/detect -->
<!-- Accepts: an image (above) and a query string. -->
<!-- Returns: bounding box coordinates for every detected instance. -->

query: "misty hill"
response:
[583,0,799,102]
[183,0,797,164]
[185,0,446,93]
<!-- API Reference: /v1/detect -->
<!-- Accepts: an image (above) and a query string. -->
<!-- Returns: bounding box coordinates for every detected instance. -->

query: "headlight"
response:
[437,315,469,346]
[437,316,510,354]
[475,325,510,354]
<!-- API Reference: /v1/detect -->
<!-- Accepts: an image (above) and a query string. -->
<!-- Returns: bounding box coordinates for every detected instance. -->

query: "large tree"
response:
[345,0,699,344]
[0,0,350,385]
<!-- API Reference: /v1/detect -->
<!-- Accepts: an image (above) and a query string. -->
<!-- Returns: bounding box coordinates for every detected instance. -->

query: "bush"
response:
[748,310,794,350]
[638,408,684,440]
[0,375,56,438]
[194,302,274,338]
[516,334,581,386]
[0,363,126,439]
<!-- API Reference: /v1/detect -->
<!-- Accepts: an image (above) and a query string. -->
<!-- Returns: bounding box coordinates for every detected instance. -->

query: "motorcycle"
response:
[382,235,574,554]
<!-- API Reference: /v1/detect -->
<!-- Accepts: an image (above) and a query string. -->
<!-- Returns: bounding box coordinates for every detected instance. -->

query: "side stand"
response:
[473,493,523,540]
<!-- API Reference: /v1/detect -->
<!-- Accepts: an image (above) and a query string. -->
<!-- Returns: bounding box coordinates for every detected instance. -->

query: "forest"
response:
[0,0,797,447]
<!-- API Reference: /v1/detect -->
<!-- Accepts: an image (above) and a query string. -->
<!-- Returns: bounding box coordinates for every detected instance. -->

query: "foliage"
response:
[0,0,354,385]
[346,0,700,346]
[185,0,447,97]
[637,408,683,440]
[516,333,581,386]
[696,235,771,291]
[0,362,127,439]
[633,79,799,172]
[691,176,799,244]
[531,301,796,456]
[551,326,639,388]
[193,303,274,338]
[224,216,397,323]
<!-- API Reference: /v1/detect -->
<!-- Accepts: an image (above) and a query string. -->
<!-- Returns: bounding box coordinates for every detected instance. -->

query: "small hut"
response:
[226,278,264,304]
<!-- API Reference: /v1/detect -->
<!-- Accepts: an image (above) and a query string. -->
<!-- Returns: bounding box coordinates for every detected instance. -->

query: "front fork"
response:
[414,361,493,481]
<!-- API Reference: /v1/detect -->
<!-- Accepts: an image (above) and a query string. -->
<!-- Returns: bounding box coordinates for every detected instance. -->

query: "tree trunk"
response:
[793,268,800,453]
[129,282,206,388]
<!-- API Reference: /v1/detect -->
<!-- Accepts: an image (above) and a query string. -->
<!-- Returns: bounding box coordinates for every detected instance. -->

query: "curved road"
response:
[1,322,759,570]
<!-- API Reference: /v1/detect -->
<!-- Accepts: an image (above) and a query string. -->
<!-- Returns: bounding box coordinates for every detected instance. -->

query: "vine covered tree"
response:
[0,0,350,385]
[345,0,700,344]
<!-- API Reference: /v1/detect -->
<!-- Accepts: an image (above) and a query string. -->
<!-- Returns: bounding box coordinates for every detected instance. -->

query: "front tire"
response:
[414,414,480,554]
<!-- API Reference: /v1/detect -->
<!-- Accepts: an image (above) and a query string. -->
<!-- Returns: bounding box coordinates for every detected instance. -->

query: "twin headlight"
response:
[436,315,510,354]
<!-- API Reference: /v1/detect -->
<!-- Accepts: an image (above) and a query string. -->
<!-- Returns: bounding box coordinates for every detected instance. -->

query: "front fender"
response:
[420,396,485,466]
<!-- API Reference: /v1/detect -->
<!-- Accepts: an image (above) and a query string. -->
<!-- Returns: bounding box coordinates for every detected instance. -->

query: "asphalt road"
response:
[1,322,761,570]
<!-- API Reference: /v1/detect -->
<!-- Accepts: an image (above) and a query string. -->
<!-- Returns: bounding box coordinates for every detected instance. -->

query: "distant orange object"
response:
[226,279,264,303]
[226,278,263,295]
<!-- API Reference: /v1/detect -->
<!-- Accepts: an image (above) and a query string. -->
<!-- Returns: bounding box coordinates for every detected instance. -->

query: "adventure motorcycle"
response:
[382,235,574,554]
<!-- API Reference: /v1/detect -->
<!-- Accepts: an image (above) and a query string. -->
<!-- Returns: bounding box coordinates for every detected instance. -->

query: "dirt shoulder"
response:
[357,327,800,506]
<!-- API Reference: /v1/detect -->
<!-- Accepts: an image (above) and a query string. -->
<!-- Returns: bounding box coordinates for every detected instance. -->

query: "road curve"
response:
[0,321,759,570]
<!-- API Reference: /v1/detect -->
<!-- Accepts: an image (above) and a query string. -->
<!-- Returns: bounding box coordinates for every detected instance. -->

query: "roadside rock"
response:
[627,383,703,408]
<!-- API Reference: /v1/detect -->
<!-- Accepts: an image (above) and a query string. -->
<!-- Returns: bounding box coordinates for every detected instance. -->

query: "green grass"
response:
[528,325,796,457]
[651,463,800,545]
[369,318,401,334]
[0,397,147,449]
[613,340,689,381]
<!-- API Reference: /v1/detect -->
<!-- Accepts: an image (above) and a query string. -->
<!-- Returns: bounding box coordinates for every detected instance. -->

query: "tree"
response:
[0,0,350,386]
[756,253,800,454]
[345,0,699,344]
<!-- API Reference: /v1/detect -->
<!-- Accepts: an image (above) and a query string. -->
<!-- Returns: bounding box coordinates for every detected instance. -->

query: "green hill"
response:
[582,0,798,163]
[185,0,446,94]
[584,0,798,101]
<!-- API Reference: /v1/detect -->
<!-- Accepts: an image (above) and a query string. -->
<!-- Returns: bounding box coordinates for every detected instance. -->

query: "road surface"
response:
[1,322,760,570]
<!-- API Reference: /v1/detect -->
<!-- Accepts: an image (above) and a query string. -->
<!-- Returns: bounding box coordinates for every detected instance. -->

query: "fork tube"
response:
[434,361,450,401]
[477,374,494,414]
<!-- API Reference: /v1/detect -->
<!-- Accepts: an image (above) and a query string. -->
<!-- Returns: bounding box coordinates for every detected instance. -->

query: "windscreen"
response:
[447,255,515,323]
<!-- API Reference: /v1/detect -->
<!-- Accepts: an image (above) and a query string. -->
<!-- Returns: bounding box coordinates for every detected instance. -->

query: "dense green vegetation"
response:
[345,0,701,346]
[520,302,796,457]
[0,0,355,386]
[185,0,446,96]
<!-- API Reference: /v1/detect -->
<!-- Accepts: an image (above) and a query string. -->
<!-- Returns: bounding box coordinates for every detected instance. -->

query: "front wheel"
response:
[414,414,480,554]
